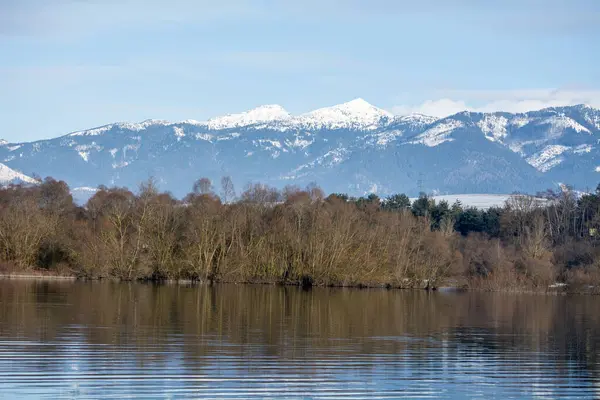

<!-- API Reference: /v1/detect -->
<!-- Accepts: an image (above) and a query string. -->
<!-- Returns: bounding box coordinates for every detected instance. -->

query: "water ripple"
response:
[0,282,599,399]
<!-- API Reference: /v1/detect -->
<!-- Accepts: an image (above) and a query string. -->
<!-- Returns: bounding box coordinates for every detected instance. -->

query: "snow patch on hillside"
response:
[74,143,102,162]
[478,115,508,143]
[374,129,404,146]
[510,116,531,128]
[215,132,241,141]
[78,151,89,162]
[526,145,570,172]
[122,143,140,161]
[362,129,404,147]
[573,144,593,154]
[112,161,130,169]
[195,133,214,142]
[396,114,438,126]
[583,112,600,130]
[408,119,463,147]
[173,126,185,139]
[0,163,37,184]
[539,115,590,135]
[286,147,350,179]
[285,134,314,150]
[253,139,286,158]
[257,139,282,149]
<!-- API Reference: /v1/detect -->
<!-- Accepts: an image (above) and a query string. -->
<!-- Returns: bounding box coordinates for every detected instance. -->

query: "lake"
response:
[0,280,598,399]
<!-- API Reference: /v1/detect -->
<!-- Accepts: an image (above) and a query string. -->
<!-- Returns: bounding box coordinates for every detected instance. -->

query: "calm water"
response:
[0,281,599,399]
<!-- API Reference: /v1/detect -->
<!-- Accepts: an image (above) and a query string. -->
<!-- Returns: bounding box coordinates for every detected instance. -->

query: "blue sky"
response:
[1,0,599,142]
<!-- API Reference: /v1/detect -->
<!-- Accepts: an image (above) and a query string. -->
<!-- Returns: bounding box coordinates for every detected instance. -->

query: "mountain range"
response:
[1,99,600,199]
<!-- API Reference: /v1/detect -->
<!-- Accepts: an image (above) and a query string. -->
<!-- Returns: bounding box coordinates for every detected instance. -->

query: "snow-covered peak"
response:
[297,98,394,130]
[207,105,291,130]
[0,139,7,146]
[0,163,37,184]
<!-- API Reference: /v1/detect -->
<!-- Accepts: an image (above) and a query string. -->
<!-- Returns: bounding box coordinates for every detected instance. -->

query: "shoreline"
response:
[1,272,597,295]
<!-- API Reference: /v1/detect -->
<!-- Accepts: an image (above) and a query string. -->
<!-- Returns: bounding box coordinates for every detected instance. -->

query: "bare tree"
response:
[220,176,236,203]
[523,213,549,259]
[193,178,213,195]
[306,182,325,202]
[241,183,281,205]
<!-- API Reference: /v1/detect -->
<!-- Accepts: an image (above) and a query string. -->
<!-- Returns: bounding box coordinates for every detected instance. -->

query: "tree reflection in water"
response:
[0,281,598,399]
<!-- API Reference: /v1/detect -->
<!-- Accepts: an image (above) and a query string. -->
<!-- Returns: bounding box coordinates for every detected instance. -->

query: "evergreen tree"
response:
[411,194,431,217]
[483,207,502,237]
[455,207,485,236]
[430,200,450,230]
[382,193,411,211]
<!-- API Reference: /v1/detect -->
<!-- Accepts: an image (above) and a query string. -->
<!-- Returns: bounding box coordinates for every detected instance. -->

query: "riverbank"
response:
[2,270,598,294]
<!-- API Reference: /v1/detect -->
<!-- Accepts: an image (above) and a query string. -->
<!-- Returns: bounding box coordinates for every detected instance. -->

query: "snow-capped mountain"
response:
[294,98,395,130]
[188,98,396,131]
[1,100,599,198]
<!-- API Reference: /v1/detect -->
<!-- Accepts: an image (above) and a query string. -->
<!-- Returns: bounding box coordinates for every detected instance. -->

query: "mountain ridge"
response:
[44,101,595,139]
[1,100,599,198]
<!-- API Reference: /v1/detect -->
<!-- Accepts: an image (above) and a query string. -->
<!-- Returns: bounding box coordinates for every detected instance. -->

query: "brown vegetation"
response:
[1,177,600,292]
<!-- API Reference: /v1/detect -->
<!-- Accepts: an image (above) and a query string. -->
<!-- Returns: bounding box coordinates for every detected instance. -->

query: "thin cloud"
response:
[0,0,259,36]
[392,89,600,117]
[3,0,597,36]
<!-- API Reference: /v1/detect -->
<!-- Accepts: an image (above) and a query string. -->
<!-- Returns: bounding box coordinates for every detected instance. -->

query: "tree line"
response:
[0,176,599,291]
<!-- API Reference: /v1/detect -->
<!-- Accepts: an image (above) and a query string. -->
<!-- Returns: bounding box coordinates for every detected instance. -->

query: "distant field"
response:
[409,194,513,209]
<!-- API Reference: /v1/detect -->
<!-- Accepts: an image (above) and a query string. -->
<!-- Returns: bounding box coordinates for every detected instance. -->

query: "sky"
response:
[1,0,600,142]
